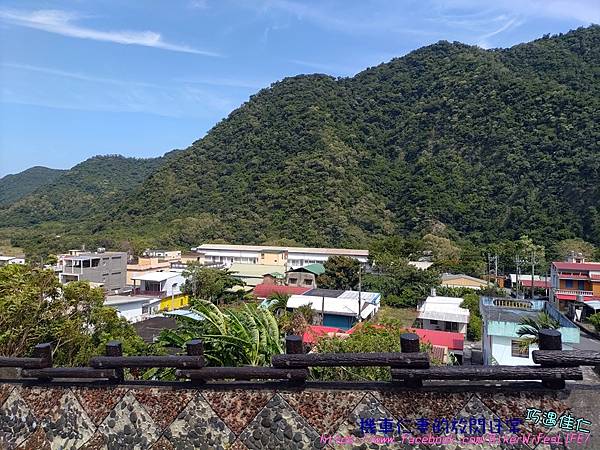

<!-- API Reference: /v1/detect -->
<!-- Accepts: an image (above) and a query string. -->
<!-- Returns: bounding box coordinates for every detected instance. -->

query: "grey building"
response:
[60,250,127,293]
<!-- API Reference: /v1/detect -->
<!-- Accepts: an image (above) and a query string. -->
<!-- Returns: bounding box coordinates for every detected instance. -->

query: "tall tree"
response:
[317,256,360,290]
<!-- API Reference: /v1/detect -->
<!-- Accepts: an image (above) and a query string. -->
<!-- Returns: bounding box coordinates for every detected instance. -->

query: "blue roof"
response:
[164,309,204,321]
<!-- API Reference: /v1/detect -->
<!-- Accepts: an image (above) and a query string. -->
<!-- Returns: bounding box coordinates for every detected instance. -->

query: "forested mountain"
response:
[0,166,65,206]
[2,26,599,256]
[0,154,174,226]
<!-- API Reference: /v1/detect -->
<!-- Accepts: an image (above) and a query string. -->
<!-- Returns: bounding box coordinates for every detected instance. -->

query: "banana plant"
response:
[157,300,283,367]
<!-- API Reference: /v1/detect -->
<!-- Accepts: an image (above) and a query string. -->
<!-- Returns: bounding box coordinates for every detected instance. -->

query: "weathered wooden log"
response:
[286,335,304,354]
[106,341,124,382]
[186,339,204,356]
[391,365,582,381]
[90,355,206,369]
[272,352,429,368]
[532,350,600,366]
[539,329,565,389]
[0,357,48,369]
[0,343,54,369]
[22,367,117,379]
[177,367,309,381]
[400,333,422,387]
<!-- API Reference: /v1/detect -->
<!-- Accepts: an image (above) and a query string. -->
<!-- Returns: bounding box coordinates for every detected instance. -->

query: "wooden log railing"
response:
[2,331,599,388]
[0,343,52,369]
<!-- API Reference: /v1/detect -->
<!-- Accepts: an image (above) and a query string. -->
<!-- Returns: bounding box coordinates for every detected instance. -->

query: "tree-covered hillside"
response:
[0,166,65,206]
[2,26,599,257]
[0,154,175,227]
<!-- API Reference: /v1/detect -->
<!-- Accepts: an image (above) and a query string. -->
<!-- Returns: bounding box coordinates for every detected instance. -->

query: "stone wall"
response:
[1,381,599,449]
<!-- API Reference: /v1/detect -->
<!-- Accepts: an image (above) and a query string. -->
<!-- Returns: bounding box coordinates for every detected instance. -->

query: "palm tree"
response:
[516,312,560,350]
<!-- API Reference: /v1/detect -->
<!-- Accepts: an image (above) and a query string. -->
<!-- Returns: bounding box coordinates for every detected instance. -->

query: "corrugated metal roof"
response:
[164,309,205,321]
[409,328,464,351]
[252,284,312,299]
[193,243,369,256]
[131,271,182,282]
[553,261,600,271]
[418,296,469,323]
[229,263,286,278]
[287,295,378,319]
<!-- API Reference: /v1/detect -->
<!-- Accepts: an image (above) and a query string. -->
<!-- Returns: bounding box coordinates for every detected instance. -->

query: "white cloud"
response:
[175,75,269,89]
[432,0,600,25]
[476,16,523,48]
[1,62,159,87]
[288,59,357,76]
[189,0,210,10]
[0,8,220,56]
[0,62,237,118]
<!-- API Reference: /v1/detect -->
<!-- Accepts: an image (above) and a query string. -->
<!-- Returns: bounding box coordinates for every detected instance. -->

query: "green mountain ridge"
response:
[0,166,66,206]
[0,154,175,226]
[2,26,600,256]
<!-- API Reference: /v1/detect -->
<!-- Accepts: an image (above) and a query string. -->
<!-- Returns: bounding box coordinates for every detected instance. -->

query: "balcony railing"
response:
[556,289,593,296]
[132,288,168,298]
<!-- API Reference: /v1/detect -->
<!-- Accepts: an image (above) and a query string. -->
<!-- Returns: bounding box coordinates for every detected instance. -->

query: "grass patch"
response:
[372,306,419,328]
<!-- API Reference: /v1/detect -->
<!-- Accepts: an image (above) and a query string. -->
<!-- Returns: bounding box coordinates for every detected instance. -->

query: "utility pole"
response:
[486,253,491,289]
[515,255,523,299]
[531,248,536,300]
[357,265,362,323]
[495,254,499,281]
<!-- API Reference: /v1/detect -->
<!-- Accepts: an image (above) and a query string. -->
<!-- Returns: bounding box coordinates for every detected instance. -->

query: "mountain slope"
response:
[116,26,600,247]
[0,154,174,227]
[4,26,600,255]
[0,166,66,206]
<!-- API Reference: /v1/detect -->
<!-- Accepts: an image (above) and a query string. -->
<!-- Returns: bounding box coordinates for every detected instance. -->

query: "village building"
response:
[190,244,368,268]
[142,249,182,261]
[480,297,579,366]
[417,295,469,334]
[285,263,325,289]
[130,271,189,311]
[0,255,25,266]
[441,273,488,290]
[104,295,163,323]
[228,263,287,287]
[549,255,600,314]
[59,249,127,293]
[126,257,172,285]
[286,288,381,330]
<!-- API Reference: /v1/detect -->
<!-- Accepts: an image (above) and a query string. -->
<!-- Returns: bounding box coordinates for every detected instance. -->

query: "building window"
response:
[445,322,458,332]
[511,340,529,358]
[578,281,585,290]
[289,278,298,285]
[429,320,438,325]
[304,279,313,285]
[565,279,573,288]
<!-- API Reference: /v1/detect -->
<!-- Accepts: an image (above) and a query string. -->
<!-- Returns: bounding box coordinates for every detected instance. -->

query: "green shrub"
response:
[589,313,600,332]
[467,315,482,341]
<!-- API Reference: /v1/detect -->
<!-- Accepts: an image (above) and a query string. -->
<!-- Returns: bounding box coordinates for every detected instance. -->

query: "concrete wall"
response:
[286,272,317,288]
[1,382,599,449]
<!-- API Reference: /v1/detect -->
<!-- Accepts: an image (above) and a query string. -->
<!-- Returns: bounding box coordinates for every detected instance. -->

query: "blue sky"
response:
[0,1,598,177]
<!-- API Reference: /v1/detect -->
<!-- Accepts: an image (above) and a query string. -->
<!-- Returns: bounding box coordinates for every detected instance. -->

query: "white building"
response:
[417,295,469,334]
[131,271,184,298]
[0,255,26,266]
[480,297,580,366]
[104,295,162,323]
[142,249,182,261]
[286,288,381,330]
[408,261,434,270]
[191,244,369,268]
